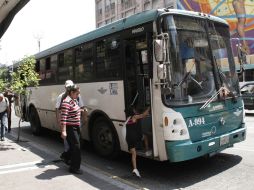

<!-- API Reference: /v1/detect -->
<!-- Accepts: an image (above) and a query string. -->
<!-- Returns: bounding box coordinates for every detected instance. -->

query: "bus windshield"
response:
[163,15,239,106]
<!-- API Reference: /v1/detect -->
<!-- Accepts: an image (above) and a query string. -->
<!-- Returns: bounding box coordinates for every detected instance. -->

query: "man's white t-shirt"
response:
[0,97,9,113]
[55,92,84,109]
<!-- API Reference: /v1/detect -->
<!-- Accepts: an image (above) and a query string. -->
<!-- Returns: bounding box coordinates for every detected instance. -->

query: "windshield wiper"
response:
[213,56,237,102]
[200,87,230,110]
[177,72,203,89]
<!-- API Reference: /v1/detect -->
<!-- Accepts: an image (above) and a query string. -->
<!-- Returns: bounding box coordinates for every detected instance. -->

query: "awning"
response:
[0,0,30,39]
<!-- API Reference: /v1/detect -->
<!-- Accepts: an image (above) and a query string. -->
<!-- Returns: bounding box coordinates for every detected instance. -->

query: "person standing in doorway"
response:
[0,93,10,141]
[60,85,83,174]
[125,106,150,178]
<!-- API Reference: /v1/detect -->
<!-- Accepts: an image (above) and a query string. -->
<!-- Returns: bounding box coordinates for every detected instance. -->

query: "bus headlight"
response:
[163,112,190,141]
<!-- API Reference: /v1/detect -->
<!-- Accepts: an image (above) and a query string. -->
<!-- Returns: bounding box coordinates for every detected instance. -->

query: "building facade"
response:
[95,0,254,59]
[95,0,176,28]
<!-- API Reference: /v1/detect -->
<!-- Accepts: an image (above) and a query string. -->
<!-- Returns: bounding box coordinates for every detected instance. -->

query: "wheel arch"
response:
[88,110,118,141]
[88,110,120,156]
[28,103,37,121]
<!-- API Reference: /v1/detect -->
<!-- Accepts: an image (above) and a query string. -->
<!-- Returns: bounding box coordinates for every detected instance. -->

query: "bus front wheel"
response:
[29,107,42,135]
[92,117,119,158]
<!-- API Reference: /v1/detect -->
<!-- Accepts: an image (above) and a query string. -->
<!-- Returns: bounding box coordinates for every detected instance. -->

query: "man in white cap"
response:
[55,80,85,164]
[0,93,10,141]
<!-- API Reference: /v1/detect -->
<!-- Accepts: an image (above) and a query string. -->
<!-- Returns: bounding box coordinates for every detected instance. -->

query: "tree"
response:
[9,56,40,142]
[10,56,40,95]
[0,66,9,91]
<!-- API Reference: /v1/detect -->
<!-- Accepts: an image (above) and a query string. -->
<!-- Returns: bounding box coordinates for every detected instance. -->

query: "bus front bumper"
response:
[165,126,246,162]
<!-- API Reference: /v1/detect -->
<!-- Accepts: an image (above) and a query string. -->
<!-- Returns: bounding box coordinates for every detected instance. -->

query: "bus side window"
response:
[39,59,46,84]
[95,37,121,80]
[48,55,57,83]
[75,42,94,82]
[35,60,40,73]
[57,50,74,83]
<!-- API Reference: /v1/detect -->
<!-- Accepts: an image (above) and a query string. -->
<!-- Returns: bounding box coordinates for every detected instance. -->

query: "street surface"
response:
[0,110,254,190]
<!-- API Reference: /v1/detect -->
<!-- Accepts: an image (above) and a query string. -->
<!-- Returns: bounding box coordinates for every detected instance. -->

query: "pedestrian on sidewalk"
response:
[60,85,83,174]
[0,93,10,141]
[4,89,15,133]
[56,80,85,165]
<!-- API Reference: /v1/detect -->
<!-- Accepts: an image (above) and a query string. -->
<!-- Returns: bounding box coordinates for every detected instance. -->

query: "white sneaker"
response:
[145,150,152,156]
[132,169,141,178]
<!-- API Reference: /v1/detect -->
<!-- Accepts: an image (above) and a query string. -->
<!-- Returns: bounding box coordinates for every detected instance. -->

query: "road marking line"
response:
[231,147,254,152]
[0,160,50,174]
[0,160,43,169]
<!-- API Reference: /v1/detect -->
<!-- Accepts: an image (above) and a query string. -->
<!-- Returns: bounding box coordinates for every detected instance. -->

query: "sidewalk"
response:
[0,133,136,190]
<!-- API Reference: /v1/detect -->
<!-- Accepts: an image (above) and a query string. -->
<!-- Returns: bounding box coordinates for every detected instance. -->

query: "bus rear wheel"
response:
[29,107,42,135]
[92,117,119,158]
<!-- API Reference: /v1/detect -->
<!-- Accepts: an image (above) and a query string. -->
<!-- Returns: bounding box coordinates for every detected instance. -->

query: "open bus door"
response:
[123,33,154,157]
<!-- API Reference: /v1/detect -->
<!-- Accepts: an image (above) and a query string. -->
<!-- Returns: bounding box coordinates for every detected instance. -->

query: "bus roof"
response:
[35,8,228,59]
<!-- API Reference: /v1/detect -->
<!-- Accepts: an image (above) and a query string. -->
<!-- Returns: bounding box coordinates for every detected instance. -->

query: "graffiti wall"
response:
[177,0,254,62]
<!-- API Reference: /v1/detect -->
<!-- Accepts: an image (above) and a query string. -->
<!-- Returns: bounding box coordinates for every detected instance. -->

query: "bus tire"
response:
[92,117,120,158]
[29,106,42,135]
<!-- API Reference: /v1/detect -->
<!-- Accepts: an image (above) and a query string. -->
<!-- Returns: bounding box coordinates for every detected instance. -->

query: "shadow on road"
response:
[131,152,242,189]
[8,125,243,190]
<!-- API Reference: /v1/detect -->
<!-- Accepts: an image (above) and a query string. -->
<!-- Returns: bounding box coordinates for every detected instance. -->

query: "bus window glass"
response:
[35,60,40,72]
[164,16,216,105]
[96,37,121,80]
[39,59,46,81]
[245,70,254,81]
[208,22,239,94]
[58,53,64,67]
[58,49,73,83]
[47,55,57,83]
[163,16,239,106]
[75,42,94,82]
[46,57,51,70]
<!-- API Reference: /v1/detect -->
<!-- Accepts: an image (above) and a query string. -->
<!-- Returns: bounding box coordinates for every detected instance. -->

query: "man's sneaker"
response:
[1,137,5,141]
[69,168,83,175]
[145,150,152,157]
[132,169,141,178]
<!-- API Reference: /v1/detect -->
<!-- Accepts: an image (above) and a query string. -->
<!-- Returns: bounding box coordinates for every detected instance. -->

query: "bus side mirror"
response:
[157,64,167,80]
[154,39,166,62]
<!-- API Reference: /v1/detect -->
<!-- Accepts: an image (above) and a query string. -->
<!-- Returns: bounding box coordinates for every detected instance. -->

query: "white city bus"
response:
[16,8,246,162]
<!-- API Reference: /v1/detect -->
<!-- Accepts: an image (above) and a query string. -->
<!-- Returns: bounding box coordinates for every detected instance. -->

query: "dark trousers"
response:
[0,112,7,138]
[8,107,11,131]
[66,126,81,170]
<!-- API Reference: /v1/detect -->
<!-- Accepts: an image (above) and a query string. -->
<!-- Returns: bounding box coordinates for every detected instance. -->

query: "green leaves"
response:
[0,66,9,92]
[0,56,40,94]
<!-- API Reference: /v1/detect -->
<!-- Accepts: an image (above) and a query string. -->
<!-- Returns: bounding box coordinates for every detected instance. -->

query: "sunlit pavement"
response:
[0,126,135,190]
[1,109,254,190]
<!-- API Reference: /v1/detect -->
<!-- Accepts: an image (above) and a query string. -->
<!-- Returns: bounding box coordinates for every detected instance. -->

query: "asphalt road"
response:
[5,111,254,190]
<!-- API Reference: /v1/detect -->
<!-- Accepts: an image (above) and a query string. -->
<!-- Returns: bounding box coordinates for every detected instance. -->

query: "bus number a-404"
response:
[188,117,205,128]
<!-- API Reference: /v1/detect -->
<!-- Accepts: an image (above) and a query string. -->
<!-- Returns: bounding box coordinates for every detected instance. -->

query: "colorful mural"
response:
[177,0,254,56]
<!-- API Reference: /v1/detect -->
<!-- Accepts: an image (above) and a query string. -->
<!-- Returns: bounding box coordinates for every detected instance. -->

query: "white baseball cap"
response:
[65,80,74,87]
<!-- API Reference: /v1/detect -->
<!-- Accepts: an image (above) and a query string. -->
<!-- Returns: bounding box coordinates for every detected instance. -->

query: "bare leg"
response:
[130,148,137,169]
[130,148,141,177]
